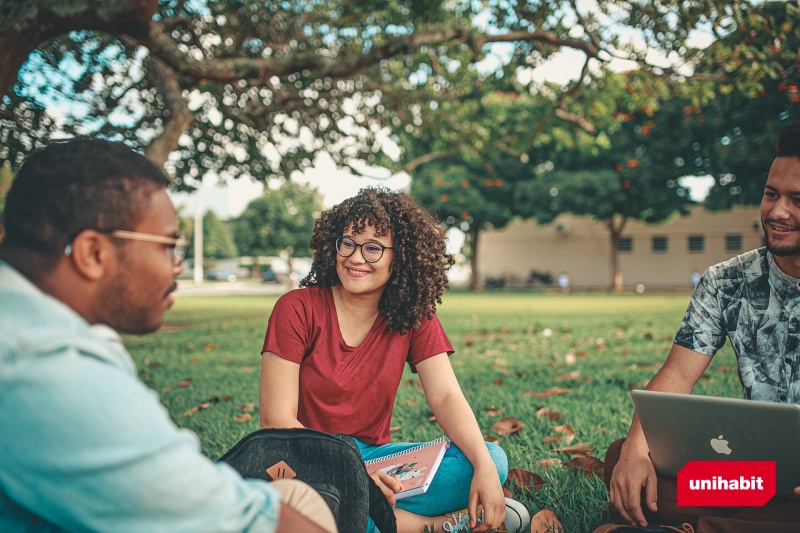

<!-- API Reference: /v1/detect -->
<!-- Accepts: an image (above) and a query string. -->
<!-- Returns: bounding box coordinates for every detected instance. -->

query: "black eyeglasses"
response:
[335,236,393,263]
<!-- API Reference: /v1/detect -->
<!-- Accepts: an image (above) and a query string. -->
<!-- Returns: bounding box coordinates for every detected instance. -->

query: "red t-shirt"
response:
[262,287,453,445]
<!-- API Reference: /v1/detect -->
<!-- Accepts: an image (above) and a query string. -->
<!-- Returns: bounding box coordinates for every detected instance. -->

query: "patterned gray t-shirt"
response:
[675,247,800,403]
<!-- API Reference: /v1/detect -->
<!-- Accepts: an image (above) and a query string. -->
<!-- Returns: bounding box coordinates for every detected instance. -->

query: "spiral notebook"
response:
[364,438,449,500]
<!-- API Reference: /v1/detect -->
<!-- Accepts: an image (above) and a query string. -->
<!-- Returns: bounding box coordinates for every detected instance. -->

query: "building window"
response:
[618,236,633,253]
[688,235,705,253]
[652,236,668,253]
[725,234,743,252]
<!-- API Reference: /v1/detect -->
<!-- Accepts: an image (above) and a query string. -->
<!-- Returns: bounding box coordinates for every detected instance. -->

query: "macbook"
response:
[631,389,800,497]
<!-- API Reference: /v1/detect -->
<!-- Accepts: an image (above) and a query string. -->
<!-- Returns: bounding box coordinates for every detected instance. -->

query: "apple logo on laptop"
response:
[710,435,732,455]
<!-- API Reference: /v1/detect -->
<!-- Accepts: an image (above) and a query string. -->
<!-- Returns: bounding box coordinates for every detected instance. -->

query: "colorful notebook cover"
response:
[364,438,449,500]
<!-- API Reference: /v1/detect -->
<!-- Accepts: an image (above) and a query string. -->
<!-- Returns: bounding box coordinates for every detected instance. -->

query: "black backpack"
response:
[218,428,396,533]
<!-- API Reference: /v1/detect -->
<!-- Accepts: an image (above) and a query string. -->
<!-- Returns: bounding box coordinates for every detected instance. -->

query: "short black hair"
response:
[777,122,800,158]
[0,138,170,280]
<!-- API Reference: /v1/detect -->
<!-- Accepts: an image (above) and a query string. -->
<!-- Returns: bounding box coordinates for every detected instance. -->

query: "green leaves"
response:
[233,180,323,259]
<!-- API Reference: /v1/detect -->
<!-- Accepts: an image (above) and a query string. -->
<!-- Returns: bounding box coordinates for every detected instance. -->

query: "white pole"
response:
[193,191,203,284]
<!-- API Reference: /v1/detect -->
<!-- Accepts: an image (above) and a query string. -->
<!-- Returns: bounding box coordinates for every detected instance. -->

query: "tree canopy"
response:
[233,180,322,273]
[2,0,748,187]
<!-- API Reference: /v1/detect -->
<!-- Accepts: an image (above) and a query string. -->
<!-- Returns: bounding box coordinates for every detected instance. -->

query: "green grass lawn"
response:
[124,291,741,533]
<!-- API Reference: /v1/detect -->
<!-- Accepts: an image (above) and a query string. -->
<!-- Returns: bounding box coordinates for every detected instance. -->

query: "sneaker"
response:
[442,498,531,533]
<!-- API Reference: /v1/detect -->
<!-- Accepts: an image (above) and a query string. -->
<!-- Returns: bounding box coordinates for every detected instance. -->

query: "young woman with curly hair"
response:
[259,188,528,533]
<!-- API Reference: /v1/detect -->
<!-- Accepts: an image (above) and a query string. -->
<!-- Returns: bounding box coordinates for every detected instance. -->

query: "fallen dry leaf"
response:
[492,417,525,436]
[542,435,562,445]
[530,509,564,533]
[176,380,192,387]
[554,371,581,382]
[576,351,588,357]
[483,435,499,444]
[493,358,507,367]
[536,407,563,421]
[243,365,257,373]
[533,458,563,470]
[554,424,575,445]
[504,468,545,493]
[233,413,252,423]
[483,405,507,417]
[239,402,256,413]
[429,415,438,423]
[182,403,210,417]
[203,343,219,351]
[553,442,595,456]
[565,456,605,478]
[404,399,417,406]
[532,387,572,398]
[503,487,513,498]
[717,365,735,372]
[493,378,504,385]
[222,395,233,401]
[390,426,400,432]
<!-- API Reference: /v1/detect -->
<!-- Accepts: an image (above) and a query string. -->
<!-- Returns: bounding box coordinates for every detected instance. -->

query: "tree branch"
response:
[141,54,193,169]
[401,150,452,172]
[0,0,157,95]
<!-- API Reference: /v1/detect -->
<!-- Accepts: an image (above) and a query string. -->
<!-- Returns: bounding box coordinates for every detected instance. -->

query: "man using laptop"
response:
[601,122,800,533]
[0,139,336,532]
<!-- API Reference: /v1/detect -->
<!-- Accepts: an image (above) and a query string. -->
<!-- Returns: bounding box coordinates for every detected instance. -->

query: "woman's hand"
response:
[467,464,506,532]
[369,471,403,507]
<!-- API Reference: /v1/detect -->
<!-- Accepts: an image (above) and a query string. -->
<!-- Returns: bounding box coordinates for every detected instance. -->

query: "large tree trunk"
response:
[469,225,481,291]
[607,215,628,292]
[0,0,157,96]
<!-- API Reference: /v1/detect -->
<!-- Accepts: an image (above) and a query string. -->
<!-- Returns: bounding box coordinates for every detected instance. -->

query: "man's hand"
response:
[467,465,506,533]
[369,471,403,507]
[609,442,659,527]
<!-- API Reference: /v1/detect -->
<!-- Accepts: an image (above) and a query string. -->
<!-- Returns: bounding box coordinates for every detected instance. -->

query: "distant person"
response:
[0,139,335,533]
[597,122,800,532]
[558,271,570,292]
[259,187,529,533]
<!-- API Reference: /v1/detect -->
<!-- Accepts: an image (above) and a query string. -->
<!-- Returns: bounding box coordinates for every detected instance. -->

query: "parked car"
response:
[261,270,285,284]
[206,270,237,282]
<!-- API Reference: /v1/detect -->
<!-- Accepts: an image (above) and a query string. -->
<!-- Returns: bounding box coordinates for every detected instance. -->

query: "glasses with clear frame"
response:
[65,230,189,266]
[334,236,393,263]
[109,230,189,265]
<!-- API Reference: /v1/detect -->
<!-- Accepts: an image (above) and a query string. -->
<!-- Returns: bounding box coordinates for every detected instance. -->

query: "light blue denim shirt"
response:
[0,261,280,532]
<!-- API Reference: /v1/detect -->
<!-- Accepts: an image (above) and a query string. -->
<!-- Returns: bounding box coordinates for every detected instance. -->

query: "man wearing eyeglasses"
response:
[0,139,335,533]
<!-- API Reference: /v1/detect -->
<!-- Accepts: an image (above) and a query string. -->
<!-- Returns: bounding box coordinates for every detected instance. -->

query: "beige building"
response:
[477,205,764,289]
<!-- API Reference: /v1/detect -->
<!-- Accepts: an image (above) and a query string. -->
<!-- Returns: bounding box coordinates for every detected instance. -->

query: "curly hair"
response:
[301,187,454,334]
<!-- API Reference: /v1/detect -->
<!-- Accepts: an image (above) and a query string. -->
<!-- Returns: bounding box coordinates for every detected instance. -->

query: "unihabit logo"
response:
[677,461,776,507]
[688,475,765,491]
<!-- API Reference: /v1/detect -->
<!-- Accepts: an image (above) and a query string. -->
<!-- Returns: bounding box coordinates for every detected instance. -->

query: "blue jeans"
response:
[353,438,509,533]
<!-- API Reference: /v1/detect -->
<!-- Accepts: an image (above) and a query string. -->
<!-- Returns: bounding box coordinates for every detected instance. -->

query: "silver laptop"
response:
[631,389,800,497]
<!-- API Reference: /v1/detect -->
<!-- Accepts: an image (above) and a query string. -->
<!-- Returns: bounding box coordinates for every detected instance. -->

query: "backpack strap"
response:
[367,476,397,533]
